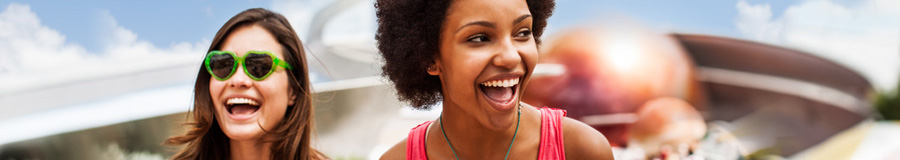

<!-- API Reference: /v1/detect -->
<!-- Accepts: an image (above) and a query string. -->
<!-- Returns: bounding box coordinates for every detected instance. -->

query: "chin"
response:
[221,123,266,141]
[481,104,519,130]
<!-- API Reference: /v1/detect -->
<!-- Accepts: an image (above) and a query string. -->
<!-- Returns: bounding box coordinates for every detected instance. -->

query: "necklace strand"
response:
[440,105,521,160]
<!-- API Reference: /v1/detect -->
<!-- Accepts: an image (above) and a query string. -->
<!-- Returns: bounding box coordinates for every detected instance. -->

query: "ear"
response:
[427,59,442,76]
[288,92,297,106]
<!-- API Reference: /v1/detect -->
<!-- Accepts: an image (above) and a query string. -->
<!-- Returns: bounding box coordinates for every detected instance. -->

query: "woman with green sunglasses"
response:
[167,8,326,160]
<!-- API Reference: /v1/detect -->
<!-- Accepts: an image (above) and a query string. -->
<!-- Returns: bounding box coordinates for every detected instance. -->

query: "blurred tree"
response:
[875,73,900,120]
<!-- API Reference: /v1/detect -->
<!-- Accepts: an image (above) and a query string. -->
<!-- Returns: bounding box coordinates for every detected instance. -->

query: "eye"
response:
[514,28,532,40]
[466,33,490,43]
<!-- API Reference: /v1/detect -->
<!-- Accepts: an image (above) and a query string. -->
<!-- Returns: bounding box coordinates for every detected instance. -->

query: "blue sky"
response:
[0,0,898,89]
[2,0,801,54]
[552,0,753,37]
[6,0,271,53]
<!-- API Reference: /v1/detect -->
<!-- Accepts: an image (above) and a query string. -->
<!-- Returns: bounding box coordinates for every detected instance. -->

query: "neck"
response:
[230,139,272,160]
[437,102,521,159]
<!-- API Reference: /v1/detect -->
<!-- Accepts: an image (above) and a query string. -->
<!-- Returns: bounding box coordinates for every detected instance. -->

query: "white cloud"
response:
[735,1,783,43]
[270,0,318,40]
[97,10,157,57]
[0,3,92,74]
[270,0,376,41]
[96,10,206,58]
[736,0,900,90]
[0,3,208,93]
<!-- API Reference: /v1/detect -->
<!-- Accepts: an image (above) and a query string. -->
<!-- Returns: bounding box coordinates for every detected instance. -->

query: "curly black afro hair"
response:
[375,0,555,108]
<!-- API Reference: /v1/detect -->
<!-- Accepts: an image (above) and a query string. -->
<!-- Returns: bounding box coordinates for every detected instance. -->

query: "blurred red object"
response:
[524,23,873,155]
[522,26,707,146]
[629,97,706,157]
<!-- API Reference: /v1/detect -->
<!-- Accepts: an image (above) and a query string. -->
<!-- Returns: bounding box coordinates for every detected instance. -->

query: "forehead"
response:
[444,0,531,25]
[220,25,284,56]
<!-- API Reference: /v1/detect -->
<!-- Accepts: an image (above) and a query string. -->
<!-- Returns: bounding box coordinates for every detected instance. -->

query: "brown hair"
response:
[165,8,324,160]
[374,0,555,108]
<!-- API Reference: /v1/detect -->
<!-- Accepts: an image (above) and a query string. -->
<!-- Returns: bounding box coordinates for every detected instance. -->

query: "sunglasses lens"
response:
[208,53,235,79]
[245,53,274,79]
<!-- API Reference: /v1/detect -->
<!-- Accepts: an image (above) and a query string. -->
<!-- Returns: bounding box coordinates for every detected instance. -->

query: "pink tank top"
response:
[406,107,567,160]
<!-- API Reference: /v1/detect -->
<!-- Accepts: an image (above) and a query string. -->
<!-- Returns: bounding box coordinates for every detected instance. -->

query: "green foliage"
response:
[875,75,900,120]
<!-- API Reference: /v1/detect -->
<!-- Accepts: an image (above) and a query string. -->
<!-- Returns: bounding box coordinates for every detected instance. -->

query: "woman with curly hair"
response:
[375,0,613,159]
[166,8,326,160]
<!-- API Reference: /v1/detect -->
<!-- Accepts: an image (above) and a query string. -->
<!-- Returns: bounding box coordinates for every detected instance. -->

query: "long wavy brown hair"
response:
[165,8,324,160]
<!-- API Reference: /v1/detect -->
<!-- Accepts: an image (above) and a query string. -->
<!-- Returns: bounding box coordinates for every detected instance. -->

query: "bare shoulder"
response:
[562,117,614,160]
[379,138,408,160]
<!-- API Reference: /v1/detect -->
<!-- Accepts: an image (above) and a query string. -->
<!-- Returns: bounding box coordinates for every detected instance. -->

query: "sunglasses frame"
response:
[204,50,293,81]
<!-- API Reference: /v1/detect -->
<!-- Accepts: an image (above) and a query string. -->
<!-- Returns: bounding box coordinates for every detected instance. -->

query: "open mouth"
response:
[225,97,260,117]
[479,78,520,106]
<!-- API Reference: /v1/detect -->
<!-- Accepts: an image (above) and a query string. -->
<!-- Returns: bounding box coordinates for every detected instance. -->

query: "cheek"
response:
[259,82,290,103]
[445,49,491,86]
[521,44,539,68]
[208,78,227,121]
[209,78,226,103]
[451,45,493,72]
[258,73,292,119]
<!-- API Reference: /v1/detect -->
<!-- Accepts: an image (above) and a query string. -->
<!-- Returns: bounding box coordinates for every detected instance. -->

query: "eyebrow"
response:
[456,21,495,33]
[513,14,532,25]
[455,14,533,33]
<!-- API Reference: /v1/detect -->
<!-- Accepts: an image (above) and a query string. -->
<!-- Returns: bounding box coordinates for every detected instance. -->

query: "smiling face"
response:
[209,24,294,141]
[435,0,538,130]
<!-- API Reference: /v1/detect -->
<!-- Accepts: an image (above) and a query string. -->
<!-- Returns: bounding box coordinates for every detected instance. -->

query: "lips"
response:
[225,97,260,120]
[479,77,520,111]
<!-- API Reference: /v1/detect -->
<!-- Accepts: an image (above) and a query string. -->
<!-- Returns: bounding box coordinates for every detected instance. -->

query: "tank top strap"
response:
[406,121,433,160]
[538,107,567,160]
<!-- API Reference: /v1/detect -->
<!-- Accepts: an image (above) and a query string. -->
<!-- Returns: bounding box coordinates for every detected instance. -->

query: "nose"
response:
[492,38,521,69]
[228,64,253,88]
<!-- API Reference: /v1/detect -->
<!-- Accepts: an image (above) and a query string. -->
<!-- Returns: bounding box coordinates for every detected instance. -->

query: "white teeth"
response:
[481,78,519,88]
[226,98,259,106]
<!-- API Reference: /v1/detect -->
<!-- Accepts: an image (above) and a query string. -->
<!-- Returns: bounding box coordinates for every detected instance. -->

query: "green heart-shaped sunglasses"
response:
[204,50,293,81]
